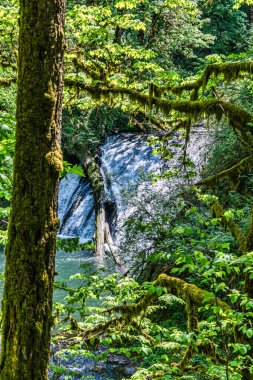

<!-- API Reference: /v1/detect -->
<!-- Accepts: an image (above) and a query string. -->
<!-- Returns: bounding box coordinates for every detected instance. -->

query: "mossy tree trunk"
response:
[0,1,65,379]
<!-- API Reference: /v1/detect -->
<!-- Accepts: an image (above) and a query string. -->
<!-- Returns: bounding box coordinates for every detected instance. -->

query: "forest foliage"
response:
[0,0,253,379]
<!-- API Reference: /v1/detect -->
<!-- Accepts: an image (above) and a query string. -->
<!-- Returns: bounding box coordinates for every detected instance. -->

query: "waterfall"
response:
[100,134,162,204]
[58,130,208,254]
[57,134,163,244]
[58,173,95,242]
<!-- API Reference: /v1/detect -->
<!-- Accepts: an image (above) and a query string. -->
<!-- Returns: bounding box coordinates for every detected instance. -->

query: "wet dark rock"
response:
[49,345,138,380]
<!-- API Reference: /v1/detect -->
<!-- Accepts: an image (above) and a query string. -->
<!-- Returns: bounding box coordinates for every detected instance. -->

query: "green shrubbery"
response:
[53,191,253,379]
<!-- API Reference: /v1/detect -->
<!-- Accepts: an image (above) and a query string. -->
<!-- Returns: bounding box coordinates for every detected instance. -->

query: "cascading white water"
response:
[58,134,164,245]
[100,134,166,250]
[58,130,208,256]
[100,134,162,205]
[101,130,208,257]
[58,173,95,242]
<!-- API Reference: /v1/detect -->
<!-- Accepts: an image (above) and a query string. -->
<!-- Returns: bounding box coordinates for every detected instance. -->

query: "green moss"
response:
[65,78,253,136]
[85,156,103,192]
[160,61,253,99]
[198,154,253,190]
[45,145,63,173]
[245,207,253,252]
[35,321,43,338]
[0,77,17,86]
[0,0,65,378]
[211,201,247,252]
[72,58,103,81]
[158,274,215,307]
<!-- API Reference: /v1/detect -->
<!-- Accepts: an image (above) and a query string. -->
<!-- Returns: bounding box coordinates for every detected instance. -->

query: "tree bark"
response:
[104,221,121,266]
[0,1,65,379]
[84,153,124,269]
[95,191,106,257]
[84,154,105,257]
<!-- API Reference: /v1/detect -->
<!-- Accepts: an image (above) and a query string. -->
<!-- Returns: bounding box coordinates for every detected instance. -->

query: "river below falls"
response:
[0,247,117,301]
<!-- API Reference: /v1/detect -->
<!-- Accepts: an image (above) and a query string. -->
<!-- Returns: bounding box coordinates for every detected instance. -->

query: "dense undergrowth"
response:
[53,190,253,379]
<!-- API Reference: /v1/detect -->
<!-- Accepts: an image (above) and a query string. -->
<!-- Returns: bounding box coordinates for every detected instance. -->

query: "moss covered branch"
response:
[176,340,227,373]
[59,273,231,374]
[64,78,253,134]
[160,61,253,99]
[210,201,253,319]
[156,274,229,310]
[245,207,253,252]
[79,274,229,341]
[102,273,229,317]
[0,77,16,86]
[211,202,247,252]
[72,58,107,82]
[198,154,253,190]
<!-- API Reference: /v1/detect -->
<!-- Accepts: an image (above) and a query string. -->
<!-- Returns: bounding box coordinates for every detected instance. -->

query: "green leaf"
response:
[246,329,253,339]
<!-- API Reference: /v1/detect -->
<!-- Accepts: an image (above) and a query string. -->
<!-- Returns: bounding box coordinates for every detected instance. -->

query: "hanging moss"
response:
[157,274,229,310]
[160,61,253,99]
[45,145,63,173]
[176,340,226,373]
[64,78,253,135]
[245,207,253,252]
[72,58,106,82]
[149,82,155,107]
[0,77,17,86]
